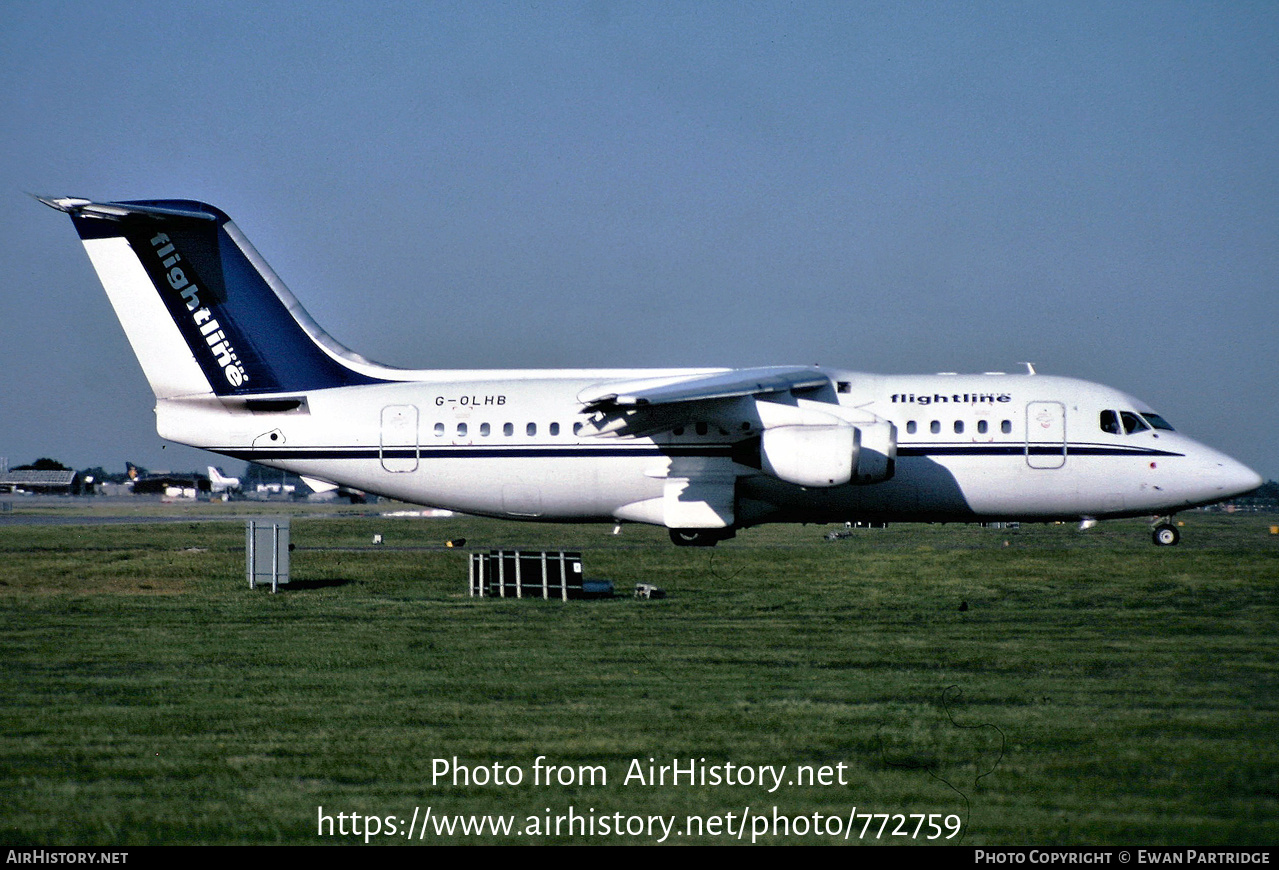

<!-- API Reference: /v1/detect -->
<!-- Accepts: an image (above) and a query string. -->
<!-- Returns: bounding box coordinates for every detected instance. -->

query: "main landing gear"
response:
[1151,518,1181,547]
[668,528,736,547]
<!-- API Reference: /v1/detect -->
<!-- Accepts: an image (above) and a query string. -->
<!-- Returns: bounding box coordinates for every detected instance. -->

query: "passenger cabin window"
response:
[977,420,988,434]
[1001,420,1011,434]
[503,423,514,436]
[930,421,941,435]
[906,421,917,435]
[954,421,964,434]
[480,423,491,437]
[550,422,560,436]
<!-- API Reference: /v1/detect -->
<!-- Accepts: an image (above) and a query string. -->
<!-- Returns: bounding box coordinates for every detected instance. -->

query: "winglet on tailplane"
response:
[36,196,392,399]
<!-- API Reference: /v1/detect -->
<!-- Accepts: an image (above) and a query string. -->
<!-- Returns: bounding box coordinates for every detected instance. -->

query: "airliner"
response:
[38,196,1261,546]
[124,461,208,497]
[208,466,241,495]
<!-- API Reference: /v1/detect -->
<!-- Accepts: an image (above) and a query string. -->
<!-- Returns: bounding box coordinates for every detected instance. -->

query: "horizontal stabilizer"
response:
[35,196,218,222]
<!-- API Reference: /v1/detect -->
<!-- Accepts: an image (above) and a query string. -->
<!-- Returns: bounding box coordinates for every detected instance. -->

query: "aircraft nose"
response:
[1233,463,1264,498]
[1206,455,1263,502]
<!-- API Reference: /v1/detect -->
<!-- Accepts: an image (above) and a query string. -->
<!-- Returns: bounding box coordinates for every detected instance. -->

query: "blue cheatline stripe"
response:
[898,444,1184,458]
[216,442,1184,463]
[219,445,738,462]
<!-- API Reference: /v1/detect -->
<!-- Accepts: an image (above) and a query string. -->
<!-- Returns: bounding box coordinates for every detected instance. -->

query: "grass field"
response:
[1,506,1276,845]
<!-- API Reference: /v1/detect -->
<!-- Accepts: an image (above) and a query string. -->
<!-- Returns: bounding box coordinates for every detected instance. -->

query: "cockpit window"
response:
[1120,411,1149,434]
[1102,408,1172,435]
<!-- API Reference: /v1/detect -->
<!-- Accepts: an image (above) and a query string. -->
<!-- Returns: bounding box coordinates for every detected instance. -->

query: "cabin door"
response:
[380,404,419,472]
[1025,401,1066,469]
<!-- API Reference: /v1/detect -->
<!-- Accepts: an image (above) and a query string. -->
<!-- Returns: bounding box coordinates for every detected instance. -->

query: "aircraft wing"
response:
[579,365,829,411]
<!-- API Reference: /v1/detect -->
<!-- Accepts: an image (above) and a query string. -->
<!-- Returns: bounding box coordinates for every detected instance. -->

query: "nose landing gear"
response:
[1151,519,1180,546]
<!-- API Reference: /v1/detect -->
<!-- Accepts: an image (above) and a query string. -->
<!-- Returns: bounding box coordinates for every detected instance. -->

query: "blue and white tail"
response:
[38,197,391,399]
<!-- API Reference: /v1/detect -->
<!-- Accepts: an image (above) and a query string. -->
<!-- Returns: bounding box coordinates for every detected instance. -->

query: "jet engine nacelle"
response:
[851,419,897,484]
[760,423,859,488]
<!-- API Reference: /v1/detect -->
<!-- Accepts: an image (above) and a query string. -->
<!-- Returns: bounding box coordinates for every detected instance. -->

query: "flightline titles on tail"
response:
[149,232,249,388]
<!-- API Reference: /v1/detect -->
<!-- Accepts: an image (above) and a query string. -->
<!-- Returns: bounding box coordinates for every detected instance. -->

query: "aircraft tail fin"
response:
[38,196,393,399]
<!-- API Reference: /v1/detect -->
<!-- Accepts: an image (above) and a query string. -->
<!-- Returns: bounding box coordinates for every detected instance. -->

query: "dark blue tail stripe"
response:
[72,200,386,395]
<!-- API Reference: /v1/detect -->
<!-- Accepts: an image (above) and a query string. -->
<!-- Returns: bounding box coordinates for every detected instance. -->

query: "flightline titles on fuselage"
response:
[890,393,1013,405]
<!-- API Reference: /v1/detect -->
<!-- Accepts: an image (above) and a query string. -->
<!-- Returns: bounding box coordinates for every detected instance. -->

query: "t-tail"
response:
[36,196,394,399]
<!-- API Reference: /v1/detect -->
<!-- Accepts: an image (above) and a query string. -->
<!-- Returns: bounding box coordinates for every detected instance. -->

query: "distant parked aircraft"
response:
[208,466,241,494]
[125,462,208,497]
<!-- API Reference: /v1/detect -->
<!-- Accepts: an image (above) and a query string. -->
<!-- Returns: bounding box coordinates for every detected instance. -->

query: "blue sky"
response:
[2,1,1275,480]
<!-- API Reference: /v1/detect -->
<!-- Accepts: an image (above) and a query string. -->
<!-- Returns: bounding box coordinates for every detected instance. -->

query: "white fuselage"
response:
[40,195,1259,538]
[155,369,1257,526]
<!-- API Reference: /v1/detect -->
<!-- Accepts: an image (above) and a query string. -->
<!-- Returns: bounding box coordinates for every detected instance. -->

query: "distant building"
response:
[0,469,80,495]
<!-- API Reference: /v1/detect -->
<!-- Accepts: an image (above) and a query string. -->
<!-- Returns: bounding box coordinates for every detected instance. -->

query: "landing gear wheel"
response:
[1152,523,1180,546]
[669,529,723,547]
